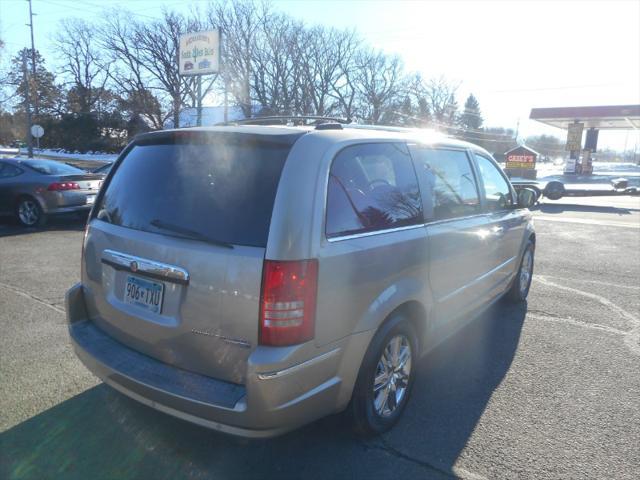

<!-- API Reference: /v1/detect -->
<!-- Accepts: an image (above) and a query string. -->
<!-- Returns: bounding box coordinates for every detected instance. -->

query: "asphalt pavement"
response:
[1,196,639,480]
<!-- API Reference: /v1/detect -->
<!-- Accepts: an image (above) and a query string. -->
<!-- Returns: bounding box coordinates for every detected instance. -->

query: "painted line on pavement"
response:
[529,313,628,336]
[538,275,640,291]
[0,281,65,314]
[533,215,639,229]
[533,215,640,229]
[534,276,640,356]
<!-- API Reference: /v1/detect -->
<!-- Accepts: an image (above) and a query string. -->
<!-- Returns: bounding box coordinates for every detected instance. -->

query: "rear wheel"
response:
[505,240,535,302]
[16,197,46,227]
[350,314,418,436]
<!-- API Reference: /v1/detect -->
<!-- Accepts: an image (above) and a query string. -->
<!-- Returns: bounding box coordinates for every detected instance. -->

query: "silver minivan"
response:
[66,124,536,437]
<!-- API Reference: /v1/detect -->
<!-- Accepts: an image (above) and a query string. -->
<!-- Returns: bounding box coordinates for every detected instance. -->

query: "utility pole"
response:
[23,54,34,158]
[26,0,39,116]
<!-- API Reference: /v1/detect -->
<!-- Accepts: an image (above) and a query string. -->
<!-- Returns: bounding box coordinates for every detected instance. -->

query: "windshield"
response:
[95,133,299,247]
[22,160,85,175]
[93,163,112,174]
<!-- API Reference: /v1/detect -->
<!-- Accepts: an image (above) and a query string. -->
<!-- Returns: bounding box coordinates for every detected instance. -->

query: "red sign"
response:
[506,154,536,169]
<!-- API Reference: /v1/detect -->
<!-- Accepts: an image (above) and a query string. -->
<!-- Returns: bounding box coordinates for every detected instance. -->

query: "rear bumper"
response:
[66,283,371,438]
[39,191,95,214]
[46,205,92,215]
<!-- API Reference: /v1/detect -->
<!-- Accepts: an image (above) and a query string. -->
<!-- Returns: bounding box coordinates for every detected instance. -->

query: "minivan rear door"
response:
[81,131,302,384]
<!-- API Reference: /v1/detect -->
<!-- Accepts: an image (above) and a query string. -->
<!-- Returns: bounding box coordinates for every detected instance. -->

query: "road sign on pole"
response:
[31,124,44,138]
[31,124,43,151]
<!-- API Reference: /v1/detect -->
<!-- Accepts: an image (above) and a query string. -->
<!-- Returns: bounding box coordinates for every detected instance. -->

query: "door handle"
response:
[492,226,504,236]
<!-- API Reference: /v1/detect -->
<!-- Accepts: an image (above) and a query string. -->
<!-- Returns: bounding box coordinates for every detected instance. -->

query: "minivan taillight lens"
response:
[259,259,318,346]
[48,182,80,191]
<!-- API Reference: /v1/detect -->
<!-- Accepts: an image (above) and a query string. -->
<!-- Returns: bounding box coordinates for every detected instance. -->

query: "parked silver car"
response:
[66,124,536,437]
[0,158,103,226]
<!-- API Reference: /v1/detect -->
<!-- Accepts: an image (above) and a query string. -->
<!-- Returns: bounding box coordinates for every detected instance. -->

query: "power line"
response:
[39,0,160,20]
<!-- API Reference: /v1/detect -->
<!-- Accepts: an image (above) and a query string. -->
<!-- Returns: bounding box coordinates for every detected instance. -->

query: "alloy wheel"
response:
[519,249,533,296]
[18,200,40,226]
[373,334,412,417]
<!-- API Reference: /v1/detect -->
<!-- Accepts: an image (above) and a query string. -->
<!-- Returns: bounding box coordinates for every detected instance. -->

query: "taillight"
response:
[259,259,318,346]
[48,182,80,191]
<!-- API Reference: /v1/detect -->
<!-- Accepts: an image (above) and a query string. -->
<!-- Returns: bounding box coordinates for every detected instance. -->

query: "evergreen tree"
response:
[460,93,483,130]
[8,49,62,115]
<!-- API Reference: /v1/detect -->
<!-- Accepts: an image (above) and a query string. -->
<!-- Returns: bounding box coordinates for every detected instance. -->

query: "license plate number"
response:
[86,195,96,205]
[124,275,163,314]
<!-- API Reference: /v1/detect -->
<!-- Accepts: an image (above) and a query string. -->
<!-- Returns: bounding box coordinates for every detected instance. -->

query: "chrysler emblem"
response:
[130,261,138,272]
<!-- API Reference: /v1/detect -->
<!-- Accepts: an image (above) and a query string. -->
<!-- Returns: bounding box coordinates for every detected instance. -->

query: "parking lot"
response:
[1,196,639,479]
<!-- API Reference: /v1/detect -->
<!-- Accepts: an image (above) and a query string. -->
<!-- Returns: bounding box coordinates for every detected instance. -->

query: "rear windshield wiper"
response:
[150,219,234,249]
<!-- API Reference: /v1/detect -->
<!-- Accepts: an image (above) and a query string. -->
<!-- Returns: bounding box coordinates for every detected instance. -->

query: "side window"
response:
[326,143,423,238]
[475,154,514,211]
[409,146,480,221]
[0,163,23,179]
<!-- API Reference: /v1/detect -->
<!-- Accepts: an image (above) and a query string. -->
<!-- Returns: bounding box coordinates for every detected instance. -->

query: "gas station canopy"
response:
[529,104,640,130]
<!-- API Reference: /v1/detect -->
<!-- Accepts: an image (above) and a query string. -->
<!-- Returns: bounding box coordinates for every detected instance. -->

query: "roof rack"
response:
[217,115,349,127]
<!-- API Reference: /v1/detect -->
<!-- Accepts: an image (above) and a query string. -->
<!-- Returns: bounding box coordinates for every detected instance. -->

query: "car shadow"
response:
[375,301,527,475]
[532,202,638,215]
[0,302,526,480]
[0,214,87,237]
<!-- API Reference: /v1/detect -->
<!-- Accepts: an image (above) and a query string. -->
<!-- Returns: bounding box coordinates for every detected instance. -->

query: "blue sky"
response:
[2,0,639,150]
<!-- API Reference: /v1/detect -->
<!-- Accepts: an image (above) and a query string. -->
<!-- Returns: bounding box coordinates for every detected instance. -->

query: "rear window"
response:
[95,133,298,247]
[22,160,85,175]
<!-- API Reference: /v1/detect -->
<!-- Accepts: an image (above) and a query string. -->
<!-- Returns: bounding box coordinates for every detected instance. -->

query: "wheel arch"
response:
[387,300,429,355]
[14,192,45,211]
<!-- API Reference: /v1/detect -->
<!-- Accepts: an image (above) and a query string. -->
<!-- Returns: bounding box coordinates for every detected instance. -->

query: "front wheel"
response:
[350,314,418,436]
[16,197,46,227]
[505,240,535,302]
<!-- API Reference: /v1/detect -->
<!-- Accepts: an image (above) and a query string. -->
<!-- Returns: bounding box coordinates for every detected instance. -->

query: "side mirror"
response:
[517,188,538,209]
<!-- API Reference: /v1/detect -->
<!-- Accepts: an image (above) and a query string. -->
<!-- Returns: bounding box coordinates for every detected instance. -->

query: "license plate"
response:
[86,195,96,205]
[124,275,164,314]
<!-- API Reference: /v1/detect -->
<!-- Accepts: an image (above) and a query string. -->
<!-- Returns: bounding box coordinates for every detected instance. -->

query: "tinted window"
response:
[326,143,422,238]
[475,154,513,211]
[95,134,297,247]
[22,160,85,175]
[409,146,480,221]
[0,163,23,178]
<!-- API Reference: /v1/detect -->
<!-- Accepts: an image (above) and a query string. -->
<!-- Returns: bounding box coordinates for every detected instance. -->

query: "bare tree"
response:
[99,13,166,129]
[208,0,267,118]
[422,75,459,126]
[54,19,111,115]
[297,26,359,117]
[328,29,361,121]
[251,12,303,115]
[353,49,403,124]
[93,0,462,129]
[132,10,193,128]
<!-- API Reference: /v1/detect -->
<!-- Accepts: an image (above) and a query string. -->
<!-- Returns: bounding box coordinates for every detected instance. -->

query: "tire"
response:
[543,181,565,201]
[16,197,46,227]
[350,314,418,436]
[505,239,535,303]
